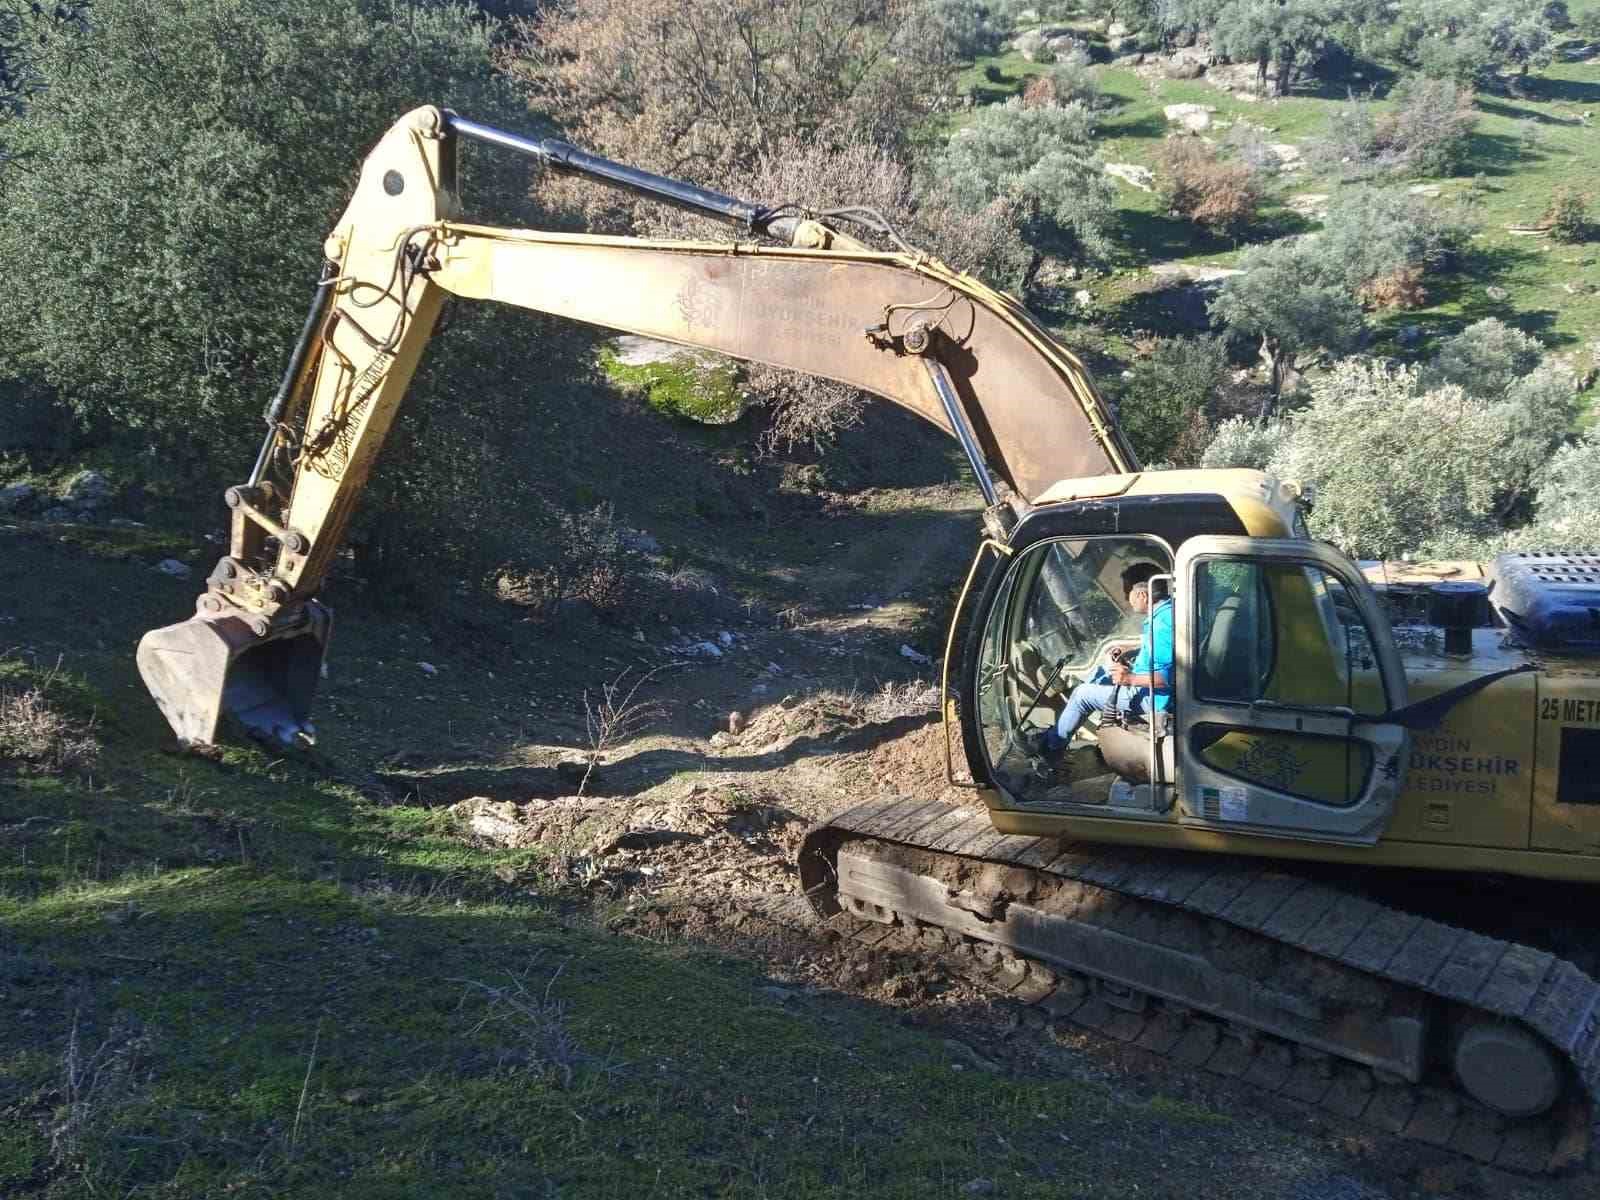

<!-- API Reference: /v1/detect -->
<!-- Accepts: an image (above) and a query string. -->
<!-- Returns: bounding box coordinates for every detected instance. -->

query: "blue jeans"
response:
[1056,681,1132,748]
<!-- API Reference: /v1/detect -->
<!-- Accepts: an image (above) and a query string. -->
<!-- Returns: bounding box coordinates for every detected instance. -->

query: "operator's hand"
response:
[1109,664,1132,686]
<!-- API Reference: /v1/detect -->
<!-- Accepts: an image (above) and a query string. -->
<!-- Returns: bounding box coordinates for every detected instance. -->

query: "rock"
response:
[1044,33,1084,58]
[603,828,704,852]
[1013,29,1049,61]
[418,661,438,676]
[0,482,35,511]
[1107,20,1130,36]
[156,558,192,578]
[63,469,112,508]
[1408,183,1442,198]
[1204,60,1261,94]
[728,711,745,735]
[900,644,932,665]
[1147,262,1244,283]
[1106,34,1133,53]
[1165,57,1205,79]
[964,1182,996,1197]
[709,731,735,749]
[451,797,526,845]
[41,506,74,523]
[1268,142,1302,170]
[1485,285,1510,301]
[1163,102,1216,132]
[1397,325,1424,347]
[717,630,734,647]
[1104,163,1155,192]
[681,640,723,658]
[1073,288,1094,310]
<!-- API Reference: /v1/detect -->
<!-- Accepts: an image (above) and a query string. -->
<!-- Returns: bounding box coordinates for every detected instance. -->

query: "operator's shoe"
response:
[1020,728,1064,760]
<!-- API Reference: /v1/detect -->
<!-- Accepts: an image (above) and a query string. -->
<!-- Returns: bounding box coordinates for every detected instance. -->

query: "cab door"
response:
[1174,536,1409,845]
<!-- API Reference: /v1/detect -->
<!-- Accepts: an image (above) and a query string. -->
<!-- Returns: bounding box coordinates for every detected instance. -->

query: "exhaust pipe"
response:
[136,602,331,747]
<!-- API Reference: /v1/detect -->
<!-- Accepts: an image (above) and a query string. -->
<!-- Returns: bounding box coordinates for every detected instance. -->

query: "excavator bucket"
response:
[136,606,330,747]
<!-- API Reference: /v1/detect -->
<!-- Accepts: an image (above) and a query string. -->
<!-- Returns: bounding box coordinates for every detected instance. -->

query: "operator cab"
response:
[972,532,1177,813]
[965,487,1410,846]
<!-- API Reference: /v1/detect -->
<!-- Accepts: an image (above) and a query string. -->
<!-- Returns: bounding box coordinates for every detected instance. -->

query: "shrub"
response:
[1199,414,1290,471]
[1544,187,1590,243]
[1357,267,1428,309]
[1321,79,1477,179]
[1153,138,1262,235]
[493,503,640,620]
[1426,318,1544,398]
[1021,61,1101,109]
[1118,335,1228,465]
[0,679,98,774]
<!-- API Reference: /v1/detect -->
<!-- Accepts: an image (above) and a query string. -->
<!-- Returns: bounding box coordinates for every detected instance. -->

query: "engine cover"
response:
[1489,551,1600,654]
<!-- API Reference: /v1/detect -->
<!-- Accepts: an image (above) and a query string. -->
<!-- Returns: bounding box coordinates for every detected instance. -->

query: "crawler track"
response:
[799,798,1600,1174]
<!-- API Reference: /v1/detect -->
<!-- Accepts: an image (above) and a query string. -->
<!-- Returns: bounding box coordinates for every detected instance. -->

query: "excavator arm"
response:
[136,106,1133,746]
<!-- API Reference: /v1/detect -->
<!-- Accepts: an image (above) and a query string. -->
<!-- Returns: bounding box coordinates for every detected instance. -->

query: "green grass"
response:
[2,640,1297,1198]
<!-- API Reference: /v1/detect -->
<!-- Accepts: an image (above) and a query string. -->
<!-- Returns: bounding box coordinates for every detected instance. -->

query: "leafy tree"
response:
[1117,335,1229,465]
[1208,238,1364,409]
[896,0,999,66]
[1516,432,1600,547]
[1425,318,1544,397]
[1022,61,1103,110]
[1317,188,1475,300]
[0,0,572,595]
[1264,361,1520,556]
[938,97,1114,285]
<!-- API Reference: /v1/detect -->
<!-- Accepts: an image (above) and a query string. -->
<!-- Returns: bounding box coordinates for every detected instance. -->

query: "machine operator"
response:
[1035,563,1173,755]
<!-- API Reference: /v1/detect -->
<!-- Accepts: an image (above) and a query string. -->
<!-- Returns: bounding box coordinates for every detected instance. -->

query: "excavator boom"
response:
[136,106,1131,746]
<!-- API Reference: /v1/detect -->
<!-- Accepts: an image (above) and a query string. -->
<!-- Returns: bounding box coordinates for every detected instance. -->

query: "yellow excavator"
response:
[137,107,1600,1173]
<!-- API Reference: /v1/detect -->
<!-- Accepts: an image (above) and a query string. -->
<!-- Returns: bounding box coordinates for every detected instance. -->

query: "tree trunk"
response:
[1260,334,1286,417]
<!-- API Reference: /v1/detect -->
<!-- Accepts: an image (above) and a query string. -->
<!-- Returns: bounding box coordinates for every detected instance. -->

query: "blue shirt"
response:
[1129,597,1174,712]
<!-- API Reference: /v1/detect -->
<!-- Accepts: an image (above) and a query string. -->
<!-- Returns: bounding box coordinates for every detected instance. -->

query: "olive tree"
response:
[1208,238,1364,409]
[1516,432,1600,548]
[1425,318,1545,397]
[0,0,579,597]
[937,97,1115,286]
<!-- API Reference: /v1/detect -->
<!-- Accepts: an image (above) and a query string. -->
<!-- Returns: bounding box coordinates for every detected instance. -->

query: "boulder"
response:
[0,482,36,511]
[1107,20,1131,37]
[1104,162,1155,192]
[1164,57,1205,80]
[1163,102,1216,132]
[156,558,193,578]
[1268,142,1303,171]
[1408,183,1443,198]
[63,469,112,508]
[1013,28,1050,61]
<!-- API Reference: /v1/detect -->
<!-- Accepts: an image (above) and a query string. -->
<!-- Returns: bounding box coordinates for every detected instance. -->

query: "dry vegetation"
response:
[0,667,97,774]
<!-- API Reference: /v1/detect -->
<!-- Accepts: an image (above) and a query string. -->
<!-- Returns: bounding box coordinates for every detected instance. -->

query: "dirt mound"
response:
[451,785,809,902]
